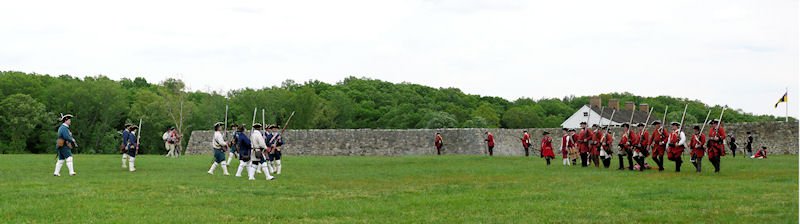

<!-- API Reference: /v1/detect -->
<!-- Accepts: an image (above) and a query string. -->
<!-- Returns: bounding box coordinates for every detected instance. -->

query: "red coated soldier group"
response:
[430,116,729,173]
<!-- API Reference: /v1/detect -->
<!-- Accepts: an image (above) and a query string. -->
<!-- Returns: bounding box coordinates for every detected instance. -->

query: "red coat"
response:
[629,130,641,152]
[601,133,614,152]
[707,126,726,157]
[522,133,531,148]
[667,130,685,160]
[578,128,591,153]
[754,149,767,158]
[690,133,706,158]
[651,128,668,157]
[637,130,650,152]
[485,134,494,147]
[618,130,634,152]
[561,135,570,158]
[590,130,602,156]
[541,136,555,157]
[435,135,442,148]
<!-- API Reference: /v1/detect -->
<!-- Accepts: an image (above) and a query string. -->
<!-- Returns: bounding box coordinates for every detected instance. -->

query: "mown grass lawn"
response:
[0,154,796,223]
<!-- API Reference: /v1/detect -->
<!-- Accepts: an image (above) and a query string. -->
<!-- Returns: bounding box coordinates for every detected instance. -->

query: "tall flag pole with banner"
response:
[775,87,788,122]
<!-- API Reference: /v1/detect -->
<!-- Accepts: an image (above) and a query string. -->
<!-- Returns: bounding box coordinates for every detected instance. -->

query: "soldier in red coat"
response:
[521,130,531,157]
[484,132,495,156]
[577,122,590,167]
[632,123,649,171]
[706,119,726,173]
[689,126,706,173]
[540,131,555,165]
[599,126,614,168]
[435,133,443,155]
[617,123,636,170]
[649,121,668,171]
[590,125,602,167]
[568,129,578,165]
[560,128,571,166]
[667,122,687,172]
[752,146,767,159]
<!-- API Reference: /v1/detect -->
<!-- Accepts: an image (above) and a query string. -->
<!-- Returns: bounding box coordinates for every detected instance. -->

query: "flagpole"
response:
[786,87,789,122]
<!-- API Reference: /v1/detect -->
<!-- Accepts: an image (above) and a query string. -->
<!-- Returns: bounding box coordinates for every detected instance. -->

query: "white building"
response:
[561,99,653,129]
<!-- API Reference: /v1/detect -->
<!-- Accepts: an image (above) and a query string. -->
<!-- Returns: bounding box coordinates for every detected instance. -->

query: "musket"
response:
[224,105,228,140]
[599,109,616,157]
[251,107,257,126]
[136,118,142,155]
[665,104,688,150]
[639,107,654,148]
[694,110,712,142]
[657,106,668,146]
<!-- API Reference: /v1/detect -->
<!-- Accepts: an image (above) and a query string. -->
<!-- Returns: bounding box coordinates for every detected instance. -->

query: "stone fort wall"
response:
[186,121,798,156]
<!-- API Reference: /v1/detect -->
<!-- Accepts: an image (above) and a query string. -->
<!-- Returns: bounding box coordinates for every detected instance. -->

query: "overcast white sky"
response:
[1,0,797,118]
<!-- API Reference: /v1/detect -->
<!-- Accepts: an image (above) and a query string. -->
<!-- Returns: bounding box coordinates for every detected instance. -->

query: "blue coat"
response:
[237,132,251,156]
[56,124,75,149]
[266,132,283,147]
[121,130,131,147]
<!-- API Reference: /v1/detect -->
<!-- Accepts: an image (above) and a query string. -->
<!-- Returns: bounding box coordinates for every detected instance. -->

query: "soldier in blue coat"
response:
[54,114,77,176]
[266,125,284,175]
[224,124,239,167]
[235,125,253,178]
[121,124,132,168]
[126,125,139,172]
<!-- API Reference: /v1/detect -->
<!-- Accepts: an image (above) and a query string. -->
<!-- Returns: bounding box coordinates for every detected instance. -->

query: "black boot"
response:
[636,157,645,171]
[603,158,611,168]
[546,158,551,165]
[713,157,720,173]
[697,159,702,172]
[675,158,682,172]
[617,155,625,170]
[627,154,634,170]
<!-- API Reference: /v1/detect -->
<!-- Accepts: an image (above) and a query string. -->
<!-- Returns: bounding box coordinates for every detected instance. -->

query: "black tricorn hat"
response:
[693,126,700,130]
[169,126,176,130]
[252,123,262,128]
[591,124,598,127]
[569,129,576,132]
[651,120,661,125]
[621,123,630,128]
[580,121,587,125]
[60,114,73,122]
[125,123,132,128]
[130,125,138,130]
[523,130,528,133]
[746,131,751,134]
[231,124,238,128]
[637,123,645,127]
[214,122,224,128]
[601,126,608,130]
[671,122,680,126]
[761,146,767,149]
[542,131,550,135]
[562,128,568,131]
[709,119,719,124]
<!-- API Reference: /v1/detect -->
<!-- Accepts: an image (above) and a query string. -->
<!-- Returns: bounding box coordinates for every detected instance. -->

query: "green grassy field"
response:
[0,154,797,223]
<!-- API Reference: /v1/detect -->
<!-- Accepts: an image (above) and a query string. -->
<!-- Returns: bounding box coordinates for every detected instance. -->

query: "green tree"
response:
[502,106,541,128]
[0,94,51,153]
[462,116,489,128]
[423,111,457,129]
[471,104,500,128]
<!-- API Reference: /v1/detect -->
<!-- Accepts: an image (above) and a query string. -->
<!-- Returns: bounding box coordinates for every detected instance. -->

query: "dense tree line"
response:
[0,71,791,154]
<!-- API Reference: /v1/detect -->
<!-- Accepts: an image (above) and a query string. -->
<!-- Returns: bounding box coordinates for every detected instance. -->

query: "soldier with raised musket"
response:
[207,122,230,175]
[121,124,132,168]
[617,123,635,170]
[667,122,687,172]
[649,121,668,171]
[54,114,77,176]
[689,126,706,173]
[577,122,590,167]
[633,123,649,171]
[706,119,726,173]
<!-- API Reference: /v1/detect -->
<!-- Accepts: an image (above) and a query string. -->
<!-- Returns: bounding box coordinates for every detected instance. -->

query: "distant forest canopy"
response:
[0,71,792,154]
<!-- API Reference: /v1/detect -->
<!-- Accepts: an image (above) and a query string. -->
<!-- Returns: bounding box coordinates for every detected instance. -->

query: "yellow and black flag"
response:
[775,92,787,108]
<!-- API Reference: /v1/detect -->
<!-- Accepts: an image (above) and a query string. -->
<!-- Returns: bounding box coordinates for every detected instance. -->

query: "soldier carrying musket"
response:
[54,114,77,176]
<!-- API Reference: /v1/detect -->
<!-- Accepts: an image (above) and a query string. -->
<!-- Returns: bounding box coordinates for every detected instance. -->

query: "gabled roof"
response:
[588,105,654,125]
